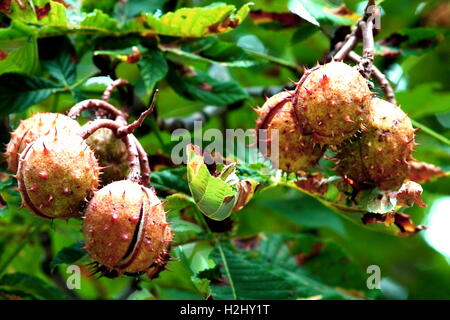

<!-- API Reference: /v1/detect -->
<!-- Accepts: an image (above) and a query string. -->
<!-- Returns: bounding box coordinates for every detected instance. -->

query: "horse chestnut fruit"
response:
[255,91,325,173]
[5,113,81,173]
[17,133,100,219]
[335,98,416,190]
[83,180,172,278]
[86,128,129,185]
[293,61,372,145]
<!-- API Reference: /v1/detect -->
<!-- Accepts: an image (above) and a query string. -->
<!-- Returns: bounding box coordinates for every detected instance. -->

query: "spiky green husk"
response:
[294,61,372,145]
[5,113,81,173]
[86,128,129,185]
[17,133,100,219]
[335,98,416,190]
[255,91,325,173]
[83,180,172,278]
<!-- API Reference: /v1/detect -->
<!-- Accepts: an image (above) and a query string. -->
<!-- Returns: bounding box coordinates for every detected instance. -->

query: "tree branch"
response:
[347,51,397,105]
[117,90,157,137]
[102,79,130,102]
[334,33,359,61]
[100,81,153,187]
[358,2,379,79]
[69,91,153,185]
[67,99,125,120]
[333,0,377,62]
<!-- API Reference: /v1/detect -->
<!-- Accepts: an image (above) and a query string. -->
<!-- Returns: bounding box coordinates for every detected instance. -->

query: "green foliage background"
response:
[0,0,449,300]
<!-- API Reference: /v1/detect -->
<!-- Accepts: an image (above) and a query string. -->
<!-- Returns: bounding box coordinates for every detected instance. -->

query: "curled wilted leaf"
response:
[233,179,259,212]
[362,211,426,236]
[186,144,258,220]
[294,173,328,195]
[394,181,426,208]
[407,160,447,183]
[358,181,426,214]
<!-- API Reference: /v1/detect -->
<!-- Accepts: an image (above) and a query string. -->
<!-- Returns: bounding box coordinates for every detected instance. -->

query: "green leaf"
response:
[138,50,168,92]
[209,234,366,300]
[6,1,117,34]
[41,37,77,86]
[124,3,252,37]
[169,215,203,246]
[0,73,60,116]
[126,288,153,300]
[271,234,369,291]
[0,21,38,75]
[399,28,441,46]
[250,1,290,12]
[199,40,261,68]
[50,241,87,272]
[0,177,15,192]
[259,196,346,236]
[397,83,450,119]
[164,39,261,68]
[167,66,248,106]
[151,167,190,194]
[164,193,194,213]
[80,76,114,93]
[187,145,238,221]
[78,9,121,33]
[0,273,67,300]
[82,0,118,15]
[5,2,251,39]
[291,24,319,43]
[5,1,39,25]
[147,242,213,299]
[288,0,358,27]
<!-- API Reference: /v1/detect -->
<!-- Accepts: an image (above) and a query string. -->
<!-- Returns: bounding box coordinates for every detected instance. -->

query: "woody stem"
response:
[102,79,130,102]
[333,0,377,62]
[347,51,397,105]
[67,99,124,120]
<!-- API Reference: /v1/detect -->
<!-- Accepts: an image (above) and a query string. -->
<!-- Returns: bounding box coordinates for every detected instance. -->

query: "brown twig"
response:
[80,119,122,139]
[67,99,125,120]
[334,34,359,61]
[102,81,153,186]
[358,2,378,79]
[333,0,377,62]
[102,79,130,102]
[70,106,151,185]
[131,135,150,187]
[347,51,397,105]
[122,134,141,183]
[78,99,156,183]
[117,90,158,138]
[69,90,153,185]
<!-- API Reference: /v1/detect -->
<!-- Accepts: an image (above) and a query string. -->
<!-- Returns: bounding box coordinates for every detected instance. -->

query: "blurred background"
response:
[0,0,449,300]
